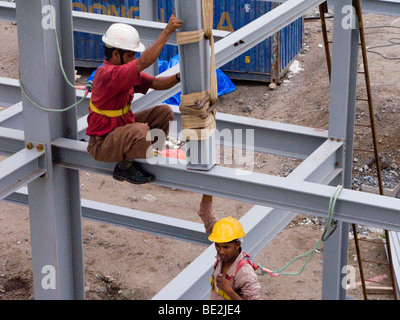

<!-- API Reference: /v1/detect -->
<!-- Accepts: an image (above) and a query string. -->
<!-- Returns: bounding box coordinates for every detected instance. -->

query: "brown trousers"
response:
[87,105,174,163]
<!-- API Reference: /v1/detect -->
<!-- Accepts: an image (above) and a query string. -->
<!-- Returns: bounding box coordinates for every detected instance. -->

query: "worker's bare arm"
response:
[137,15,182,73]
[150,73,180,90]
[216,275,244,301]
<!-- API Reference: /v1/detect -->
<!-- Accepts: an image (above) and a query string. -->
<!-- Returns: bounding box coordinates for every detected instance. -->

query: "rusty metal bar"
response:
[319,2,331,81]
[353,0,398,300]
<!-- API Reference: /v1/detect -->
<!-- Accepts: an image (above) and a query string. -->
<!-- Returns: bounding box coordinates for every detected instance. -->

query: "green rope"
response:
[18,0,90,113]
[258,184,343,277]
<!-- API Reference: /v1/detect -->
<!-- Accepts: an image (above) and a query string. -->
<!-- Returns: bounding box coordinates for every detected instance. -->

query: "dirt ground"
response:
[0,10,399,301]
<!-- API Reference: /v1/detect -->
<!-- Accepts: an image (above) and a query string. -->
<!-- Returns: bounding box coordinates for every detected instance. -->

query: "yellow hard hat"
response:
[208,217,246,243]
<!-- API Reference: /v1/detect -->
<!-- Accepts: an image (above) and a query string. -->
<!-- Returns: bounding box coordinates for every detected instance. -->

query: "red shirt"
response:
[86,59,155,136]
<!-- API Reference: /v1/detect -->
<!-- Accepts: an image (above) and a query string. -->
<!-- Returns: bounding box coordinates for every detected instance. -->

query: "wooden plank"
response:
[366,286,394,295]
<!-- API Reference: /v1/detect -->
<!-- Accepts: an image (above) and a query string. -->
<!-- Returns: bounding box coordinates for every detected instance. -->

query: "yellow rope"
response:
[176,0,218,141]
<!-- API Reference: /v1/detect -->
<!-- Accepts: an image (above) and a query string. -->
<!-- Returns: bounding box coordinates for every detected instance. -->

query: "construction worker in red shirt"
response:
[86,15,182,184]
[209,217,262,300]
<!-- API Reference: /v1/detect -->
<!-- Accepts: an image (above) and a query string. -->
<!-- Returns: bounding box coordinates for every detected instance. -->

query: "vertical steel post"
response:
[175,0,216,171]
[16,0,84,299]
[323,0,359,300]
[140,0,159,76]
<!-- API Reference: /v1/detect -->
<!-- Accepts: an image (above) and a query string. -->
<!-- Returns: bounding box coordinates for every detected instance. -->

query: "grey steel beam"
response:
[50,137,400,231]
[0,102,24,130]
[214,0,325,68]
[72,10,179,45]
[175,0,216,171]
[81,199,210,246]
[0,148,46,201]
[260,0,400,17]
[362,0,400,16]
[388,231,400,296]
[0,2,230,45]
[16,0,84,300]
[0,1,15,21]
[0,126,24,156]
[322,0,360,300]
[1,140,338,252]
[128,0,326,112]
[0,77,20,108]
[168,105,328,160]
[4,187,210,246]
[0,101,328,161]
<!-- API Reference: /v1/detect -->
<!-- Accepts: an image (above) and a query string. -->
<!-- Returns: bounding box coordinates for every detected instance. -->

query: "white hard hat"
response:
[102,23,145,53]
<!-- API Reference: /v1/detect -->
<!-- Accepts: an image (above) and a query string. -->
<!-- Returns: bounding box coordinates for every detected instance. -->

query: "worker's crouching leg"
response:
[198,195,218,234]
[134,104,174,151]
[87,123,153,162]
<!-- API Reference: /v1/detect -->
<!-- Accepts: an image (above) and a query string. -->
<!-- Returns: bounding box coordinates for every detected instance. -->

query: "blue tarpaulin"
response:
[162,54,236,106]
[87,55,236,105]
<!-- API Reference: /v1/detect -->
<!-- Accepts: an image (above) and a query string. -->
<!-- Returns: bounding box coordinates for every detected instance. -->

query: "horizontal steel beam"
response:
[214,0,324,68]
[0,77,20,108]
[4,187,210,246]
[0,1,15,21]
[0,81,328,160]
[78,105,327,159]
[0,126,25,156]
[72,10,230,44]
[0,107,327,160]
[50,137,400,232]
[362,0,400,16]
[1,139,340,252]
[260,0,400,17]
[0,102,23,130]
[128,0,325,111]
[0,148,46,201]
[0,3,229,45]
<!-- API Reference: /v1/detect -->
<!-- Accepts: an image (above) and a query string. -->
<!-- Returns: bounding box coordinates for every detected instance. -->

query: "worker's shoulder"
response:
[236,259,257,278]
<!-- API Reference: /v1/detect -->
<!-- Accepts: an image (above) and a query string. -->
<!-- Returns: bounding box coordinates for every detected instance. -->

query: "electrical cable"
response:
[257,185,343,277]
[18,0,90,113]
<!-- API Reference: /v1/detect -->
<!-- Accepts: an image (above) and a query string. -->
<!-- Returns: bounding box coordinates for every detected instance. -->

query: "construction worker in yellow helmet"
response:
[209,217,261,300]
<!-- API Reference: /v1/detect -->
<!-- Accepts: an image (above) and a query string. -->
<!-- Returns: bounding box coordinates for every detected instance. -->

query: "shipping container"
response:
[72,0,303,82]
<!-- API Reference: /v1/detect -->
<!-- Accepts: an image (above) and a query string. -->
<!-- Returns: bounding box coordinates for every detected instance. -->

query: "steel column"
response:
[16,0,84,299]
[175,0,216,170]
[139,0,159,76]
[322,0,360,300]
